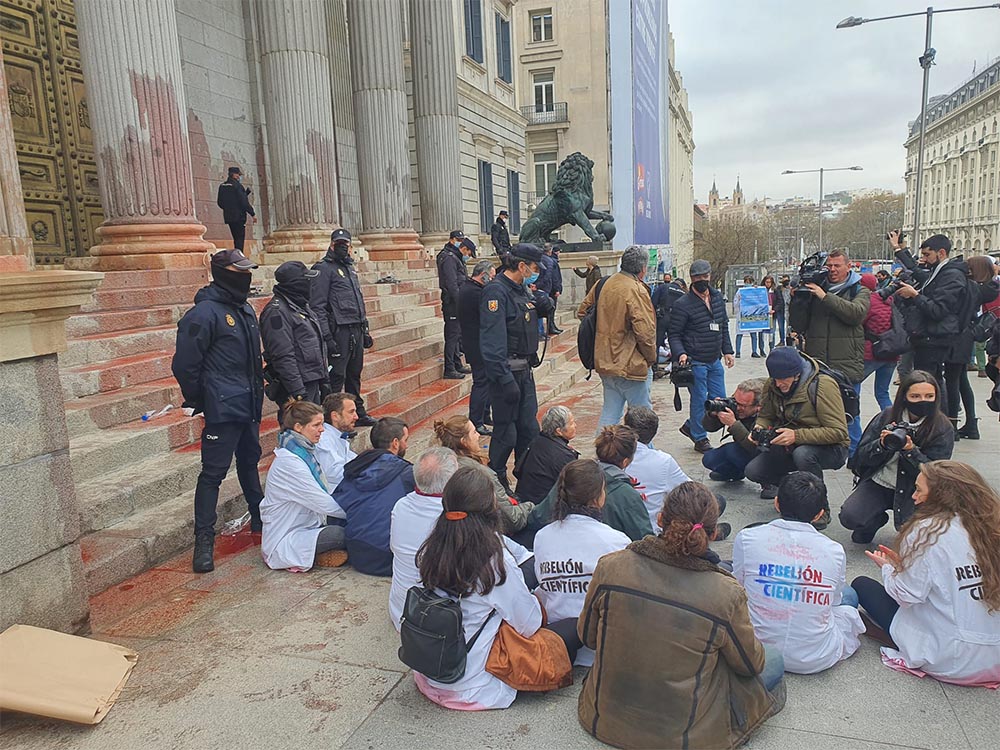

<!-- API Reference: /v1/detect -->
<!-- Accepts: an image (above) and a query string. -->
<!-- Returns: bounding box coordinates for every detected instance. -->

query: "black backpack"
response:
[398,586,495,684]
[577,276,609,379]
[804,354,860,424]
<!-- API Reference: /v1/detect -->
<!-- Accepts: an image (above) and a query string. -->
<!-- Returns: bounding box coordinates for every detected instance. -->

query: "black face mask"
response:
[692,280,711,294]
[781,280,790,287]
[211,266,252,302]
[906,400,935,419]
[331,242,351,263]
[274,277,311,308]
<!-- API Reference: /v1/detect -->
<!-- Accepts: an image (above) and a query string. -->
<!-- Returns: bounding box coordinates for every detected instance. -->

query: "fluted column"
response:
[72,0,212,270]
[0,48,32,271]
[346,0,423,259]
[257,0,340,260]
[326,0,361,231]
[409,0,463,248]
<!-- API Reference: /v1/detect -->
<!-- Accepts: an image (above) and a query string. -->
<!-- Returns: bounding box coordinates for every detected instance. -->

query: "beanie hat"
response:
[766,347,803,379]
[860,273,877,291]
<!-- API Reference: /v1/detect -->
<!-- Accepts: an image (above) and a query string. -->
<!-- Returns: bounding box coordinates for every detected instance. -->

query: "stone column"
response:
[71,0,212,271]
[0,48,33,271]
[409,0,463,249]
[346,0,423,259]
[257,0,341,261]
[326,0,362,232]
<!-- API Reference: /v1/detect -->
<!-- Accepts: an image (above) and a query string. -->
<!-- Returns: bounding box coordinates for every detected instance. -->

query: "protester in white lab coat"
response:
[260,402,347,571]
[623,406,693,529]
[410,466,578,710]
[314,392,358,489]
[853,461,1000,686]
[734,471,864,674]
[533,460,630,666]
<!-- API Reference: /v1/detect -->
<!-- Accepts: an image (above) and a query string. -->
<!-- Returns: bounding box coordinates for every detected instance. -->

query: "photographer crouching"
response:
[839,370,954,544]
[744,348,849,523]
[702,378,764,483]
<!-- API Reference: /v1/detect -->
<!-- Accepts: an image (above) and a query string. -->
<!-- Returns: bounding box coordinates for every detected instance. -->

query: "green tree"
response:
[825,191,904,260]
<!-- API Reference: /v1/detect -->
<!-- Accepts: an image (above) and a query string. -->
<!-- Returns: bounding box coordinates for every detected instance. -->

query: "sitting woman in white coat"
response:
[412,466,580,711]
[533,460,630,667]
[853,460,1000,686]
[260,401,348,571]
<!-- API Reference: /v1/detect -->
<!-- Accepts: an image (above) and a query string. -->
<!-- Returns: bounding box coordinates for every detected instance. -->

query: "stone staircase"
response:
[63,259,587,595]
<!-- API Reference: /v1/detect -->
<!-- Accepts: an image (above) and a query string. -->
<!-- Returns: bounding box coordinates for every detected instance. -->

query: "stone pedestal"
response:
[256,0,341,262]
[0,270,103,634]
[346,0,423,260]
[0,47,32,272]
[70,0,212,271]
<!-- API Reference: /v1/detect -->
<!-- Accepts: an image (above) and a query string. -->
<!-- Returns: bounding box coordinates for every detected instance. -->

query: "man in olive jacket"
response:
[745,348,848,506]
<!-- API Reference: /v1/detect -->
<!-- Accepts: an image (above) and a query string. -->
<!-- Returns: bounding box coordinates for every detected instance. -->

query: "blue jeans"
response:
[598,370,653,428]
[735,331,765,355]
[840,585,859,609]
[702,441,755,480]
[775,312,786,345]
[760,645,785,692]
[686,360,727,441]
[848,382,862,456]
[862,359,896,411]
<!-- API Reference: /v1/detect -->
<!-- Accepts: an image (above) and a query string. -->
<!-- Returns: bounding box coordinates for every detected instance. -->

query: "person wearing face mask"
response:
[437,230,472,379]
[260,261,327,425]
[172,249,265,573]
[480,243,545,493]
[311,228,377,428]
[840,371,954,544]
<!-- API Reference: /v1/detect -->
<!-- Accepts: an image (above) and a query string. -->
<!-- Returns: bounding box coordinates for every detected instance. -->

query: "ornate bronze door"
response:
[1,0,103,264]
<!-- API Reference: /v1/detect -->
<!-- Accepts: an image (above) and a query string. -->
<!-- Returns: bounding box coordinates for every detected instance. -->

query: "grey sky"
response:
[668,0,1000,204]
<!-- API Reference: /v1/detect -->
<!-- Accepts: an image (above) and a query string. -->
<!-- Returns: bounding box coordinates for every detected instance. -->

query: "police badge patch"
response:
[338,268,345,277]
[225,314,236,327]
[488,300,499,312]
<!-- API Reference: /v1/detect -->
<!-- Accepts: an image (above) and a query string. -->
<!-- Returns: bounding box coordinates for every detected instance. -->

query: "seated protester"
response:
[533,461,631,667]
[333,417,415,576]
[853,461,1000,686]
[702,378,764,483]
[412,466,580,710]
[314,392,358,489]
[621,406,694,531]
[840,370,954,544]
[578,482,785,749]
[261,402,347,571]
[433,415,534,533]
[734,472,865,674]
[745,347,849,520]
[513,406,580,505]
[529,427,653,542]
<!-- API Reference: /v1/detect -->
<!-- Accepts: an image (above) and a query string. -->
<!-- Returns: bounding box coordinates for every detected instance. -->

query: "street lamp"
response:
[836,4,1000,244]
[873,199,900,259]
[781,166,863,254]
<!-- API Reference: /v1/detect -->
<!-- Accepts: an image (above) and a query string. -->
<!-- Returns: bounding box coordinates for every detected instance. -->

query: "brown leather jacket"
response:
[577,271,657,380]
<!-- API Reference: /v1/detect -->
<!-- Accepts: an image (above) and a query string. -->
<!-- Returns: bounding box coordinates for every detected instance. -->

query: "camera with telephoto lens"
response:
[883,421,917,452]
[750,426,779,449]
[886,229,907,242]
[790,252,830,290]
[705,396,739,415]
[877,269,915,299]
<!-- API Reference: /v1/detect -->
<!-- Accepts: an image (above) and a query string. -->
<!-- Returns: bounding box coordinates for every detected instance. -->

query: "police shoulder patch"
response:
[225,314,236,327]
[488,299,499,312]
[338,268,345,277]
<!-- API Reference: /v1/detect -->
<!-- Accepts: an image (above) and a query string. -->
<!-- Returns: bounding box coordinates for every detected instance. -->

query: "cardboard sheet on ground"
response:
[0,624,138,725]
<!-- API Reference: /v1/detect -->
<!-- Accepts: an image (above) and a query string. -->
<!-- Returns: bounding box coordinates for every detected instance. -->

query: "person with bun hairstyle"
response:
[433,415,534,533]
[853,461,1000,686]
[413,466,579,710]
[532,460,630,666]
[578,481,784,748]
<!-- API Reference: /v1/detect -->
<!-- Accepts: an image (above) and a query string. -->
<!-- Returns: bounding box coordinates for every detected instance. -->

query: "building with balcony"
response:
[903,57,1000,253]
[513,1,695,269]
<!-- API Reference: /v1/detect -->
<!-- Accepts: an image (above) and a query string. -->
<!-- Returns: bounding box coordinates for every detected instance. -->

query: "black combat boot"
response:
[957,418,980,440]
[193,531,215,573]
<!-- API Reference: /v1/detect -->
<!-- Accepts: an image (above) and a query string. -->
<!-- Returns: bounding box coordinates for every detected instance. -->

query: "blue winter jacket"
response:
[333,450,415,576]
[171,284,264,424]
[668,287,734,364]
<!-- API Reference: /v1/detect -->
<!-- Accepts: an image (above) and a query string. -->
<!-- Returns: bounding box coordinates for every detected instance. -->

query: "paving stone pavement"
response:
[2,346,998,749]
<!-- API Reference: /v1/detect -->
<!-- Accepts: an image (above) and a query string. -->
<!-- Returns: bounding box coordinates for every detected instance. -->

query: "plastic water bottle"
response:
[221,512,251,536]
[141,404,174,421]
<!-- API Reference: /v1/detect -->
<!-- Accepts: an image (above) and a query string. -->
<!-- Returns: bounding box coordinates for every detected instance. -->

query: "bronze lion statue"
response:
[519,152,615,244]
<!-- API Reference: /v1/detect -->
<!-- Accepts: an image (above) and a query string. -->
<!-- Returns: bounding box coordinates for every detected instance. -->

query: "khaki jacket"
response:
[578,536,782,749]
[577,272,657,380]
[756,354,850,447]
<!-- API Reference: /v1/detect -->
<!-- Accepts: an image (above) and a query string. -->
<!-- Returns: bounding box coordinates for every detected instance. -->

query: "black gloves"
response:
[501,379,520,405]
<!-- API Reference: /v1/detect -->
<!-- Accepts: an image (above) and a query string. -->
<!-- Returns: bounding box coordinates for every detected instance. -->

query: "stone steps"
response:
[64,376,183,438]
[61,324,177,369]
[65,305,183,338]
[80,282,208,313]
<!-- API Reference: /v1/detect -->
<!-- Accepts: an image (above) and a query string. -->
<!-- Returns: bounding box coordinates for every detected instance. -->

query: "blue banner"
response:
[737,286,771,332]
[631,0,669,245]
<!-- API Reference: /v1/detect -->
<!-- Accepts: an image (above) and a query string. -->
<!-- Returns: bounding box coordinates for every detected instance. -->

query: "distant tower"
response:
[733,176,744,206]
[709,178,719,211]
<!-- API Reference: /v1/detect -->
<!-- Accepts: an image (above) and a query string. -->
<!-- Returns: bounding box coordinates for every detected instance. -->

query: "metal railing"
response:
[520,101,568,125]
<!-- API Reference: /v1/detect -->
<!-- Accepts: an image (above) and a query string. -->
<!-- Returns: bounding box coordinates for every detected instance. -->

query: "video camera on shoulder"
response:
[705,396,739,415]
[877,269,915,299]
[790,252,829,290]
[883,421,916,452]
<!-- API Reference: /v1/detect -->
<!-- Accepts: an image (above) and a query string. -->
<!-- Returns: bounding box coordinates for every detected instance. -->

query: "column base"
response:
[64,222,214,271]
[360,230,427,261]
[260,226,335,266]
[419,232,450,252]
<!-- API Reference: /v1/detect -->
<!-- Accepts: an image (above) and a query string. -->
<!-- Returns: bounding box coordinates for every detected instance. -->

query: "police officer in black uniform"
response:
[216,166,255,250]
[310,229,377,427]
[172,249,265,573]
[437,230,471,379]
[480,243,543,491]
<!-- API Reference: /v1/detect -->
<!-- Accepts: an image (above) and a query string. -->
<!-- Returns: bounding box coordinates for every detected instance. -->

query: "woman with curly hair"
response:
[433,415,534,533]
[578,481,784,749]
[853,460,1000,686]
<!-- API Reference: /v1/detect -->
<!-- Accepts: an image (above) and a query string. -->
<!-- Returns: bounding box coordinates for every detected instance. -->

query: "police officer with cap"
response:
[311,228,377,427]
[172,248,265,573]
[260,260,327,424]
[480,242,543,491]
[437,230,471,379]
